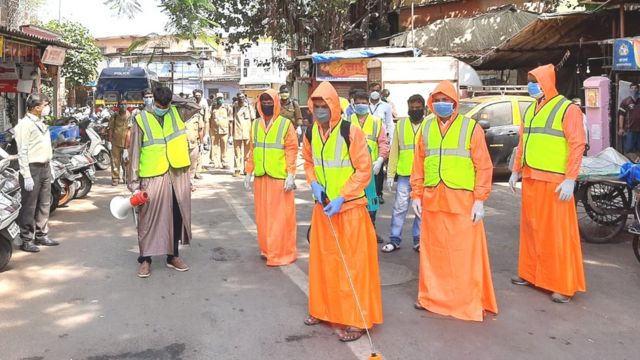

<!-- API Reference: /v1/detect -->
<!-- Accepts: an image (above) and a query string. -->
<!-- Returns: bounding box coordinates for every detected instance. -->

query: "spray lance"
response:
[320,192,382,360]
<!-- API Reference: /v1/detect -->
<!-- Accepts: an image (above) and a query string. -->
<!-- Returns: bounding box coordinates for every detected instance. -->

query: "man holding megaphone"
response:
[125,87,198,278]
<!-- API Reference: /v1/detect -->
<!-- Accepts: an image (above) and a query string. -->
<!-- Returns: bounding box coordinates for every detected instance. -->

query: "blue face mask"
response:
[143,97,154,107]
[528,82,543,99]
[153,106,169,117]
[354,103,369,115]
[433,101,454,118]
[314,107,331,124]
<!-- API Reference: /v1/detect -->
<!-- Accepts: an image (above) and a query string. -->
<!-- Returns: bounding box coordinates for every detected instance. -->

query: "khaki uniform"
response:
[279,99,303,126]
[185,114,205,179]
[108,111,130,181]
[232,103,255,172]
[210,104,231,168]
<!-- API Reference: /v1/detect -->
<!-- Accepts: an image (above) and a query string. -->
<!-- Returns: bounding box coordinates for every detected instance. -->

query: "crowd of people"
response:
[14,64,587,344]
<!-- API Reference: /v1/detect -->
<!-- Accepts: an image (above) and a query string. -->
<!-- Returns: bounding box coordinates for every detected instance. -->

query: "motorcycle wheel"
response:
[0,237,12,272]
[59,181,76,207]
[95,150,111,170]
[633,235,640,264]
[74,173,93,199]
[50,188,60,214]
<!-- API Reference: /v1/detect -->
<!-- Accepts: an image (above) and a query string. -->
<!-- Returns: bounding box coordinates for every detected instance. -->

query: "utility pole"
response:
[58,0,61,22]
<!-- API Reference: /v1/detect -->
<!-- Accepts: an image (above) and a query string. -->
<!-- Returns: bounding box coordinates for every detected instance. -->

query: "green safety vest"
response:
[397,117,425,176]
[348,114,382,160]
[135,106,191,178]
[311,120,365,202]
[522,95,572,174]
[252,115,290,179]
[422,114,476,191]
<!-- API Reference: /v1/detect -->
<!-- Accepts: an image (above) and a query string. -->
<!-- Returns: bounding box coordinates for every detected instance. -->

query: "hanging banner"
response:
[316,59,368,82]
[42,45,66,66]
[613,38,640,71]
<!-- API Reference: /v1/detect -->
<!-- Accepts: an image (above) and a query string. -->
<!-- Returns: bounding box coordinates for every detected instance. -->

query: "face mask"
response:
[314,107,331,124]
[143,97,154,106]
[408,109,425,122]
[261,104,274,116]
[153,106,169,117]
[280,93,290,101]
[354,103,369,115]
[41,105,51,117]
[370,91,381,102]
[528,82,543,99]
[216,99,223,105]
[433,101,454,118]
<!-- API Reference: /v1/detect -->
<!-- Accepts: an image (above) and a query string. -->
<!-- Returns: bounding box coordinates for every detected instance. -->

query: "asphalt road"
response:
[1,167,639,360]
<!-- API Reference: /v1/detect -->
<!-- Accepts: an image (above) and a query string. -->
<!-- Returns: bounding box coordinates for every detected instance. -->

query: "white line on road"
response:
[220,190,379,360]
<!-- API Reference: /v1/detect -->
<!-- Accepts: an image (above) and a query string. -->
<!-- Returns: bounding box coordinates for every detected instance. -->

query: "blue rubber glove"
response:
[311,181,325,202]
[324,196,345,217]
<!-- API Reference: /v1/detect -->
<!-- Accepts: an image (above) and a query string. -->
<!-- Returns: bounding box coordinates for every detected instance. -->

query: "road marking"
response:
[220,190,379,360]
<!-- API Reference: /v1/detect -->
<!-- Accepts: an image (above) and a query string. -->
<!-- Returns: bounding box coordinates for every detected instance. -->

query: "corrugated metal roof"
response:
[392,0,461,10]
[0,26,72,48]
[389,5,538,59]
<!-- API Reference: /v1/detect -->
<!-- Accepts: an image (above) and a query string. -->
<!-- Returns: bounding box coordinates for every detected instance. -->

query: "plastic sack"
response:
[580,147,630,177]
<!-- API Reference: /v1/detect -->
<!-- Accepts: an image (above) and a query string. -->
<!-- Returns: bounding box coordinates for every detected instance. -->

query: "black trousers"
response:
[138,190,182,264]
[375,160,386,197]
[18,162,51,243]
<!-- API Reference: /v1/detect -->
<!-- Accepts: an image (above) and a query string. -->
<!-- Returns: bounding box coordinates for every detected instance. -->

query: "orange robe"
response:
[512,64,586,296]
[410,80,498,322]
[245,89,298,266]
[303,81,383,329]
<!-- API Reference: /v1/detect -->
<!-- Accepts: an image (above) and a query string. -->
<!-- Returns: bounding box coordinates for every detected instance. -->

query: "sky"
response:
[37,0,170,38]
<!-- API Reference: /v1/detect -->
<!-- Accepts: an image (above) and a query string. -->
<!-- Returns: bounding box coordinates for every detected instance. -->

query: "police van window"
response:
[475,102,513,127]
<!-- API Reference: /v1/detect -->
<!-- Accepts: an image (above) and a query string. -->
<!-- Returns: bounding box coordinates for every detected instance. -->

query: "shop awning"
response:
[310,47,421,64]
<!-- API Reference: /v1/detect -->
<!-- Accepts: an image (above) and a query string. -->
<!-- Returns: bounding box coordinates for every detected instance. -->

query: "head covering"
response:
[427,80,459,120]
[528,64,559,100]
[308,81,342,127]
[216,92,224,98]
[256,89,281,119]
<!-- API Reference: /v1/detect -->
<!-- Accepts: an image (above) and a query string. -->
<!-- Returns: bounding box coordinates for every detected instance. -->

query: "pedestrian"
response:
[207,93,215,107]
[381,88,398,121]
[302,81,383,342]
[618,82,640,155]
[244,90,298,266]
[108,101,130,186]
[210,92,231,169]
[185,99,205,183]
[232,93,255,177]
[278,85,303,127]
[15,94,57,252]
[410,80,498,321]
[348,90,389,243]
[192,89,209,172]
[369,83,393,204]
[127,86,193,278]
[382,94,426,253]
[509,64,586,303]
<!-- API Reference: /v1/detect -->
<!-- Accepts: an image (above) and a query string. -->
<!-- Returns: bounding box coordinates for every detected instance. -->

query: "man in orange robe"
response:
[244,89,298,266]
[410,80,498,321]
[510,64,586,303]
[302,81,383,342]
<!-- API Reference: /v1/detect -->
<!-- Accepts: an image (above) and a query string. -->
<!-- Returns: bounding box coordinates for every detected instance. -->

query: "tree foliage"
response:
[43,20,102,87]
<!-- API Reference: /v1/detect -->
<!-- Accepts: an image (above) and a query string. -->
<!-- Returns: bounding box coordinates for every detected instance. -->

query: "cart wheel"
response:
[306,225,311,244]
[575,182,630,244]
[633,235,640,264]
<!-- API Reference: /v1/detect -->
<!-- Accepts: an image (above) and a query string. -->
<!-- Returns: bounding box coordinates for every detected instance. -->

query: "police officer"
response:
[109,101,130,186]
[185,100,205,182]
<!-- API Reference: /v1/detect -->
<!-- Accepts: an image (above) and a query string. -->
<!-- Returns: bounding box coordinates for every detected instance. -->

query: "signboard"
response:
[0,36,4,58]
[42,46,66,66]
[0,64,18,80]
[613,38,640,71]
[316,59,368,82]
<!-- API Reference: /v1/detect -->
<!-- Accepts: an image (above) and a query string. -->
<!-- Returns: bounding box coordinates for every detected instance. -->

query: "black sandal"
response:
[338,327,365,342]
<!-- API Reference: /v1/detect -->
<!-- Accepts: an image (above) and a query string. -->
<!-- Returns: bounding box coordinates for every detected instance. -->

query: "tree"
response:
[43,20,102,88]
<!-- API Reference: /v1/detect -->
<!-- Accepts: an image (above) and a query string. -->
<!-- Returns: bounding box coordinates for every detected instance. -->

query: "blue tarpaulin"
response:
[311,47,421,64]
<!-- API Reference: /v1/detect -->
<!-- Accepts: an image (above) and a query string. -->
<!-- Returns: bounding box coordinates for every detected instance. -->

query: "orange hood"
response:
[529,64,559,100]
[427,80,459,120]
[308,81,342,127]
[256,89,281,120]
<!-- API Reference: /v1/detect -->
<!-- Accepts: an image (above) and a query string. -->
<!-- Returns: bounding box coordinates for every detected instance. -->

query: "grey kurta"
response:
[127,108,193,257]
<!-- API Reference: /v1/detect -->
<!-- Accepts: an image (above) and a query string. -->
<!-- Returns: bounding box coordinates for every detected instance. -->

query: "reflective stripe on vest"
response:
[252,115,289,179]
[311,121,365,201]
[348,114,381,160]
[397,117,424,176]
[522,95,571,174]
[422,114,476,191]
[135,106,191,177]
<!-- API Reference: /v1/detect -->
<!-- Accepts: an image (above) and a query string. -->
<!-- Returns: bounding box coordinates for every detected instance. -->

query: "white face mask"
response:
[41,105,51,117]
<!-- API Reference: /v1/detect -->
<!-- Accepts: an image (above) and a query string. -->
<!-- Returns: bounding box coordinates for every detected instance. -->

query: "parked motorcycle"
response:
[53,143,95,200]
[0,154,22,271]
[50,158,78,213]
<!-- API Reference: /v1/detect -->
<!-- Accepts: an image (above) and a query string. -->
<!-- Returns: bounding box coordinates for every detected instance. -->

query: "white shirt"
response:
[14,113,52,179]
[369,101,394,144]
